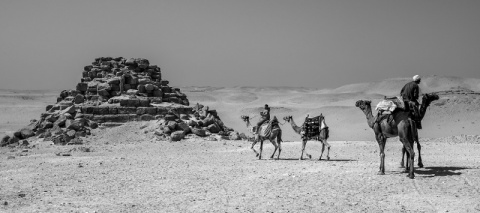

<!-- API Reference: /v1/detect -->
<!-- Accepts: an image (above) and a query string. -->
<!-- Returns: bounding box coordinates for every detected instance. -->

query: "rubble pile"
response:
[152,103,241,141]
[1,57,240,147]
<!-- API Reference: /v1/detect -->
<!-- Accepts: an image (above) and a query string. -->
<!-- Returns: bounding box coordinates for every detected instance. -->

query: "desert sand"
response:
[1,75,480,212]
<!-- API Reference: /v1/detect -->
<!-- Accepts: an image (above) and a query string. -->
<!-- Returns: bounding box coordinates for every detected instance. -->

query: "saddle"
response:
[375,96,405,112]
[255,118,279,137]
[302,115,327,138]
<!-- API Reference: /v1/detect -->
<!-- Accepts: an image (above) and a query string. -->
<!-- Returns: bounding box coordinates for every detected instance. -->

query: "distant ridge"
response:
[329,76,480,96]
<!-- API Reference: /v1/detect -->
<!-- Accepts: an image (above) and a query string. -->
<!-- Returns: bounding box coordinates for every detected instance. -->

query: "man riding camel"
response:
[256,104,271,134]
[400,75,422,129]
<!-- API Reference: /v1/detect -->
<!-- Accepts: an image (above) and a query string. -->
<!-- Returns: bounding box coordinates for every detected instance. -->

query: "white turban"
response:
[413,75,421,81]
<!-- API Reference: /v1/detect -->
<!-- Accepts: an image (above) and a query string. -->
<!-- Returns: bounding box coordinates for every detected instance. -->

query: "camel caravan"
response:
[241,75,439,179]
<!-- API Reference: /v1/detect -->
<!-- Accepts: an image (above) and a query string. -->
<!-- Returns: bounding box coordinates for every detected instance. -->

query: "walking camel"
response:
[240,115,283,160]
[355,93,439,179]
[283,115,331,160]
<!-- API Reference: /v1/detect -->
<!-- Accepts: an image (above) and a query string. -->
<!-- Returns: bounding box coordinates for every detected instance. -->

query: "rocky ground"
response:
[2,76,480,212]
[1,122,480,212]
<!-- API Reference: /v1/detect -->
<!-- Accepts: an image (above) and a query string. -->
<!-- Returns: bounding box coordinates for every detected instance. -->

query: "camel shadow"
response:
[262,158,356,162]
[414,166,470,177]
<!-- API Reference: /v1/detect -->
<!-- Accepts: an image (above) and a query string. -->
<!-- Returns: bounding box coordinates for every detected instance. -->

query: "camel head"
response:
[283,115,292,122]
[355,100,372,111]
[422,93,440,106]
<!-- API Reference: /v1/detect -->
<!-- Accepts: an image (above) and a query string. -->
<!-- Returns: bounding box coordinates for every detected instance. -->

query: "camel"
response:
[240,115,283,160]
[283,115,331,160]
[355,93,439,179]
[400,93,439,168]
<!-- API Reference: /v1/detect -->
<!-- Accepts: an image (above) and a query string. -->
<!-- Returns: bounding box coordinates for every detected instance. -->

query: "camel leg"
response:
[403,148,410,173]
[417,141,423,168]
[414,127,423,168]
[276,131,282,160]
[319,143,325,160]
[376,134,386,175]
[269,137,278,159]
[399,121,415,179]
[299,140,307,160]
[251,140,259,157]
[258,140,264,160]
[402,140,415,179]
[319,139,331,161]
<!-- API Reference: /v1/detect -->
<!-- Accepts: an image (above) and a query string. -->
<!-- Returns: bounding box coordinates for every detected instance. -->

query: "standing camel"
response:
[355,93,439,179]
[240,115,283,160]
[283,115,331,160]
[400,93,439,167]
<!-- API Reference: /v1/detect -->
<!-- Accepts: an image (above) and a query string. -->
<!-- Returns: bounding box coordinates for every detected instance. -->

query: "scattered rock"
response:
[170,131,185,141]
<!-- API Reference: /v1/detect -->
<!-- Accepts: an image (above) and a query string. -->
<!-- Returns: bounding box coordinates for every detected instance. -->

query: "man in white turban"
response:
[400,75,422,128]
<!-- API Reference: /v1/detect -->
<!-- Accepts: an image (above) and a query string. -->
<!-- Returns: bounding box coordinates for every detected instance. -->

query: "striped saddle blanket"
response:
[302,116,328,138]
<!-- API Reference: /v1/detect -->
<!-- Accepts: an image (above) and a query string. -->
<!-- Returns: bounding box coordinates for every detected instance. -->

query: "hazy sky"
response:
[1,0,479,90]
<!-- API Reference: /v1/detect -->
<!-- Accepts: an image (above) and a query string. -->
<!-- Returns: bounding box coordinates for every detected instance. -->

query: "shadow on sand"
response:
[258,158,357,162]
[414,166,471,177]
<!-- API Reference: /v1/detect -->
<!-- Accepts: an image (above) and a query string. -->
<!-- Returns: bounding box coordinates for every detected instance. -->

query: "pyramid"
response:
[0,57,240,147]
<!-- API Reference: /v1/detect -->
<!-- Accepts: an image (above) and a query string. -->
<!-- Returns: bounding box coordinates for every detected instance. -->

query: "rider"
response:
[256,104,271,134]
[400,75,422,129]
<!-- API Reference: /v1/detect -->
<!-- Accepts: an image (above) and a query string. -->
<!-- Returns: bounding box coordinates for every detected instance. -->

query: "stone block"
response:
[138,78,152,85]
[109,107,118,114]
[170,97,180,104]
[66,119,84,131]
[92,107,101,115]
[150,97,162,104]
[161,86,171,93]
[127,99,140,107]
[192,128,207,137]
[83,114,94,120]
[126,89,138,96]
[46,105,54,111]
[136,107,147,115]
[74,94,85,104]
[140,114,155,121]
[138,99,150,107]
[119,99,129,107]
[85,106,94,114]
[117,107,136,114]
[153,90,163,97]
[156,107,168,115]
[98,106,109,115]
[107,77,120,85]
[98,89,110,97]
[128,114,139,122]
[145,107,157,115]
[91,115,106,123]
[145,84,154,91]
[81,77,92,82]
[103,114,129,123]
[137,85,146,93]
[84,65,93,71]
[207,124,220,133]
[151,74,161,80]
[161,80,169,86]
[110,85,120,91]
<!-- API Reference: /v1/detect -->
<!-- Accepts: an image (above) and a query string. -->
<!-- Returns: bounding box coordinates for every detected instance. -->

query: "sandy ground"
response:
[1,122,480,212]
[1,76,480,212]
